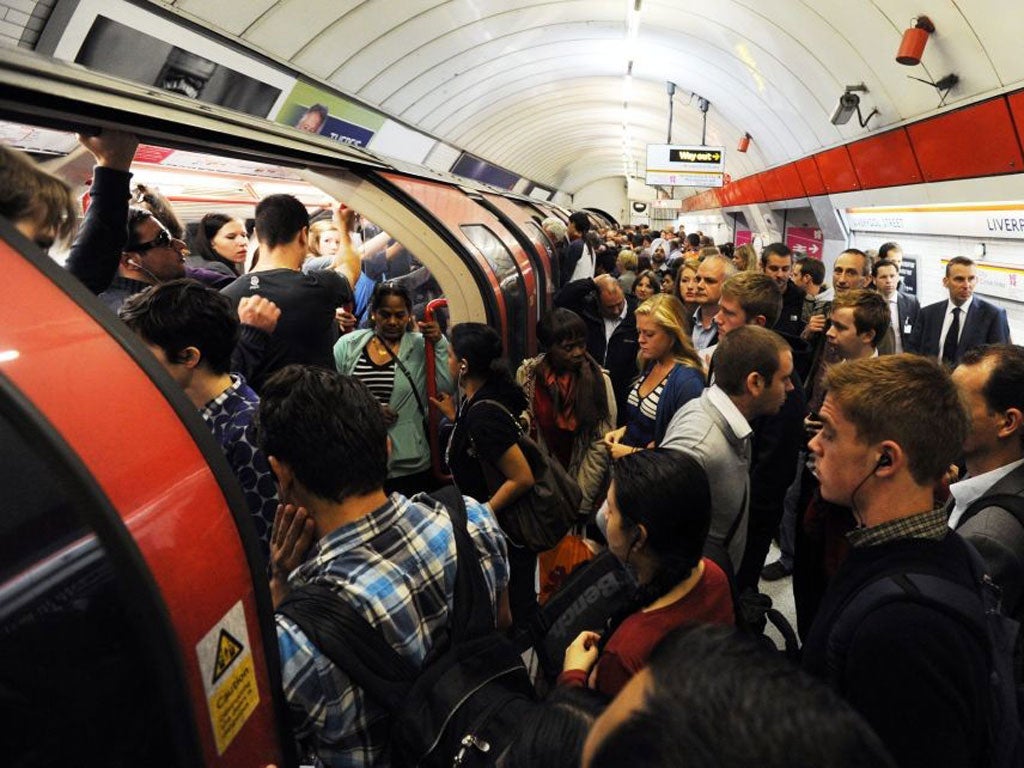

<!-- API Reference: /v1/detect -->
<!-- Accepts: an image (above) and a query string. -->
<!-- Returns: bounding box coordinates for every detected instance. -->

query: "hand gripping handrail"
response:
[424,298,452,481]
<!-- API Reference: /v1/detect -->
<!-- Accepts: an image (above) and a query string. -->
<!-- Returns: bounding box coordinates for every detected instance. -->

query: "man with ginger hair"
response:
[802,354,993,768]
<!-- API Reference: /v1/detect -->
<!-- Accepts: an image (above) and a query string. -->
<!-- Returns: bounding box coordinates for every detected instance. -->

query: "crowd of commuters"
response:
[4,133,1024,768]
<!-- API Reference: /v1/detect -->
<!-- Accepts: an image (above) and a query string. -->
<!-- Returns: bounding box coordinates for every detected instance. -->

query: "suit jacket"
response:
[877,291,921,355]
[907,295,1010,363]
[952,462,1024,621]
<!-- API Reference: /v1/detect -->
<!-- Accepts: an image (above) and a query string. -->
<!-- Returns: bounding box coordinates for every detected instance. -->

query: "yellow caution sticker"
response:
[197,601,260,755]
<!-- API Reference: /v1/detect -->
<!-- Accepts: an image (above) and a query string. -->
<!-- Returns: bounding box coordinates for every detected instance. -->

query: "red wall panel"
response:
[814,145,861,193]
[1008,90,1024,149]
[847,128,923,188]
[759,169,784,201]
[907,97,1024,181]
[795,156,826,197]
[775,162,807,200]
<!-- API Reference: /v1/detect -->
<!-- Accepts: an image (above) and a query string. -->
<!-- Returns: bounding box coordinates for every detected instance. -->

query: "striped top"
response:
[353,348,396,405]
[627,376,666,421]
[622,372,668,448]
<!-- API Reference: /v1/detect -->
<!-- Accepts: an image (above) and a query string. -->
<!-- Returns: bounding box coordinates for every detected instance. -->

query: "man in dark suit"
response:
[949,344,1024,624]
[761,242,806,339]
[873,258,919,355]
[908,256,1010,365]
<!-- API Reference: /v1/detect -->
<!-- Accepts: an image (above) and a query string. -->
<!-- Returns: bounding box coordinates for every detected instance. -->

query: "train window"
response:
[354,215,447,331]
[524,219,555,259]
[460,224,527,363]
[0,405,181,767]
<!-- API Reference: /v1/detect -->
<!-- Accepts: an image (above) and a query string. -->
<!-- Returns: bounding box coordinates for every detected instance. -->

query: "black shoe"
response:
[761,560,792,582]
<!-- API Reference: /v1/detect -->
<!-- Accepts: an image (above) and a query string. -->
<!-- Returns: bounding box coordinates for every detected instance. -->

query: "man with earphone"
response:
[790,289,890,634]
[99,206,187,313]
[800,354,998,768]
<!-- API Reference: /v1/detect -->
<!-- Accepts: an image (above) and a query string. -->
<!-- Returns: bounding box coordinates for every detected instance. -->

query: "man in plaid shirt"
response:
[258,366,510,767]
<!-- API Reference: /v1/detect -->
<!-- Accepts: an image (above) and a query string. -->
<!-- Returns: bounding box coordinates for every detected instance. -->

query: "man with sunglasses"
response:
[99,207,187,313]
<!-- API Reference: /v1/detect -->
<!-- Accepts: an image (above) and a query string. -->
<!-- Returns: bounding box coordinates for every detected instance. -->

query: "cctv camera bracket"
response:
[907,72,959,106]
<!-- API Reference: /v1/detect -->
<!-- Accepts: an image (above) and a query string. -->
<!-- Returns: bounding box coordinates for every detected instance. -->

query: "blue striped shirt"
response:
[276,492,508,767]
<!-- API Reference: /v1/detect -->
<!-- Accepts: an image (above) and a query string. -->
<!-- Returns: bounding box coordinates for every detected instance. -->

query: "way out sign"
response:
[196,601,260,755]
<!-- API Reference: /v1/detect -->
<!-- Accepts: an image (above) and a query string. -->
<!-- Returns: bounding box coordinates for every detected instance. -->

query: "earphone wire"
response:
[849,455,886,528]
[128,259,160,284]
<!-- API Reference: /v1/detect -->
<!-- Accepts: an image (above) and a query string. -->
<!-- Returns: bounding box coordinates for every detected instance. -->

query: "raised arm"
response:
[64,130,139,294]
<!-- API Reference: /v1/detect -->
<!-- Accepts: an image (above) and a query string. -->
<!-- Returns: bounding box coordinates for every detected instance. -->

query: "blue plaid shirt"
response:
[276,492,508,767]
[200,374,278,562]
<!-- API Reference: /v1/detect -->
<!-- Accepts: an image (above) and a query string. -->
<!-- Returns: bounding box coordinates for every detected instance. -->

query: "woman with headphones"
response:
[557,449,734,697]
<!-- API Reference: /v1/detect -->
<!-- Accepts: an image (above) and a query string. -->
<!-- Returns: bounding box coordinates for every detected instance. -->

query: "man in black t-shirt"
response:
[221,194,353,391]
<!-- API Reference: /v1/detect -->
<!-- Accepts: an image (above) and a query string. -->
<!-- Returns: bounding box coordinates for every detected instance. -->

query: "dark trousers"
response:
[506,542,538,629]
[736,497,786,594]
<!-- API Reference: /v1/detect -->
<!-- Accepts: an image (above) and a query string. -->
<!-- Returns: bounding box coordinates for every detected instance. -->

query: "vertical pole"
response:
[666,81,676,143]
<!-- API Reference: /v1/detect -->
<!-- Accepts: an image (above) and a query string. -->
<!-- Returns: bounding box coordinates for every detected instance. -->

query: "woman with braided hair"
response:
[517,308,616,517]
[558,449,733,697]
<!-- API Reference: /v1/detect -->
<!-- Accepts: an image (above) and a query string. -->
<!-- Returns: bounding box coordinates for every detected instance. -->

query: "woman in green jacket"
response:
[334,282,453,496]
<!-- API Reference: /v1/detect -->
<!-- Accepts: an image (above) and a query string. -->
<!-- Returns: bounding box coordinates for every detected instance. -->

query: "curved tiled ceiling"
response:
[163,0,1024,194]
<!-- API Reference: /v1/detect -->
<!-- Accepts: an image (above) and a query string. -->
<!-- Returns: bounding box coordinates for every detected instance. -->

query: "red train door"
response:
[0,219,294,767]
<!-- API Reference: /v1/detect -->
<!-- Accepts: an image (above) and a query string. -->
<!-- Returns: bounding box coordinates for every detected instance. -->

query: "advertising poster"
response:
[41,0,295,119]
[275,81,385,149]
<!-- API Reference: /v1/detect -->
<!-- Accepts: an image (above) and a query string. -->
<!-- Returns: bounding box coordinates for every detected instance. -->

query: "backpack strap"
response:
[276,582,414,715]
[469,398,524,435]
[425,486,496,641]
[275,489,495,712]
[825,569,991,688]
[958,493,1024,532]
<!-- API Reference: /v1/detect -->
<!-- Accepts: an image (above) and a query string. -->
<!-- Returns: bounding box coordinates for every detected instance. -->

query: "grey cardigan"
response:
[660,389,751,570]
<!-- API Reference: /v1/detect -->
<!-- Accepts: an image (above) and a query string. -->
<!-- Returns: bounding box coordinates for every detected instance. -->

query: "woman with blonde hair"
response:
[304,208,375,323]
[604,293,705,459]
[732,243,758,272]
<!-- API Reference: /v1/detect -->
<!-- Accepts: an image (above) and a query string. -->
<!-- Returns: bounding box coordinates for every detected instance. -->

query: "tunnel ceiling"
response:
[158,0,1024,195]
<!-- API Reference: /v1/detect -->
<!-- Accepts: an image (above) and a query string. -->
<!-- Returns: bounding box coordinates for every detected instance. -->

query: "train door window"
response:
[460,224,527,363]
[520,218,556,312]
[0,400,185,767]
[524,219,555,261]
[354,213,448,332]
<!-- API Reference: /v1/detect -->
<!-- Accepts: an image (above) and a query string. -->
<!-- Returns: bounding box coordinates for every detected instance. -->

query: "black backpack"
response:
[276,487,537,767]
[825,542,1024,768]
[513,550,634,682]
[703,539,800,660]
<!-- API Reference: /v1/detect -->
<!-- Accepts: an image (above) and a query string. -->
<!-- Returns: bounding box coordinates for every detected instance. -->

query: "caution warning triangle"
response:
[212,629,244,684]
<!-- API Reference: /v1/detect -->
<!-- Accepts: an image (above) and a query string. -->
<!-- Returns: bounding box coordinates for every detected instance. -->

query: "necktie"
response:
[942,307,961,366]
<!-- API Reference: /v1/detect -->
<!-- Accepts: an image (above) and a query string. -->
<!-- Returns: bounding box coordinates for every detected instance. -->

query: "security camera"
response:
[831,92,861,126]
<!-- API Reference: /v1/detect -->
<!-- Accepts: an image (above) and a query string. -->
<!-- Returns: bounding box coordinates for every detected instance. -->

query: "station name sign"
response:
[843,203,1024,242]
[646,144,726,188]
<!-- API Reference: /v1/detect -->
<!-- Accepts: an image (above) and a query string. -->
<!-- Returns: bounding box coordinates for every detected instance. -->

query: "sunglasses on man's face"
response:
[130,229,173,252]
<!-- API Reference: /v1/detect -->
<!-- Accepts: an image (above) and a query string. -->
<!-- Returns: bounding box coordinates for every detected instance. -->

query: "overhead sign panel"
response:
[646,145,726,187]
[843,203,1024,241]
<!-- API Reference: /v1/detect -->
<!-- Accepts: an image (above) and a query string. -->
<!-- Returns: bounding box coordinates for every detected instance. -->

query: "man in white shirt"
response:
[948,344,1024,620]
[691,255,736,352]
[823,289,889,363]
[908,256,1010,365]
[872,259,919,355]
[661,325,794,570]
